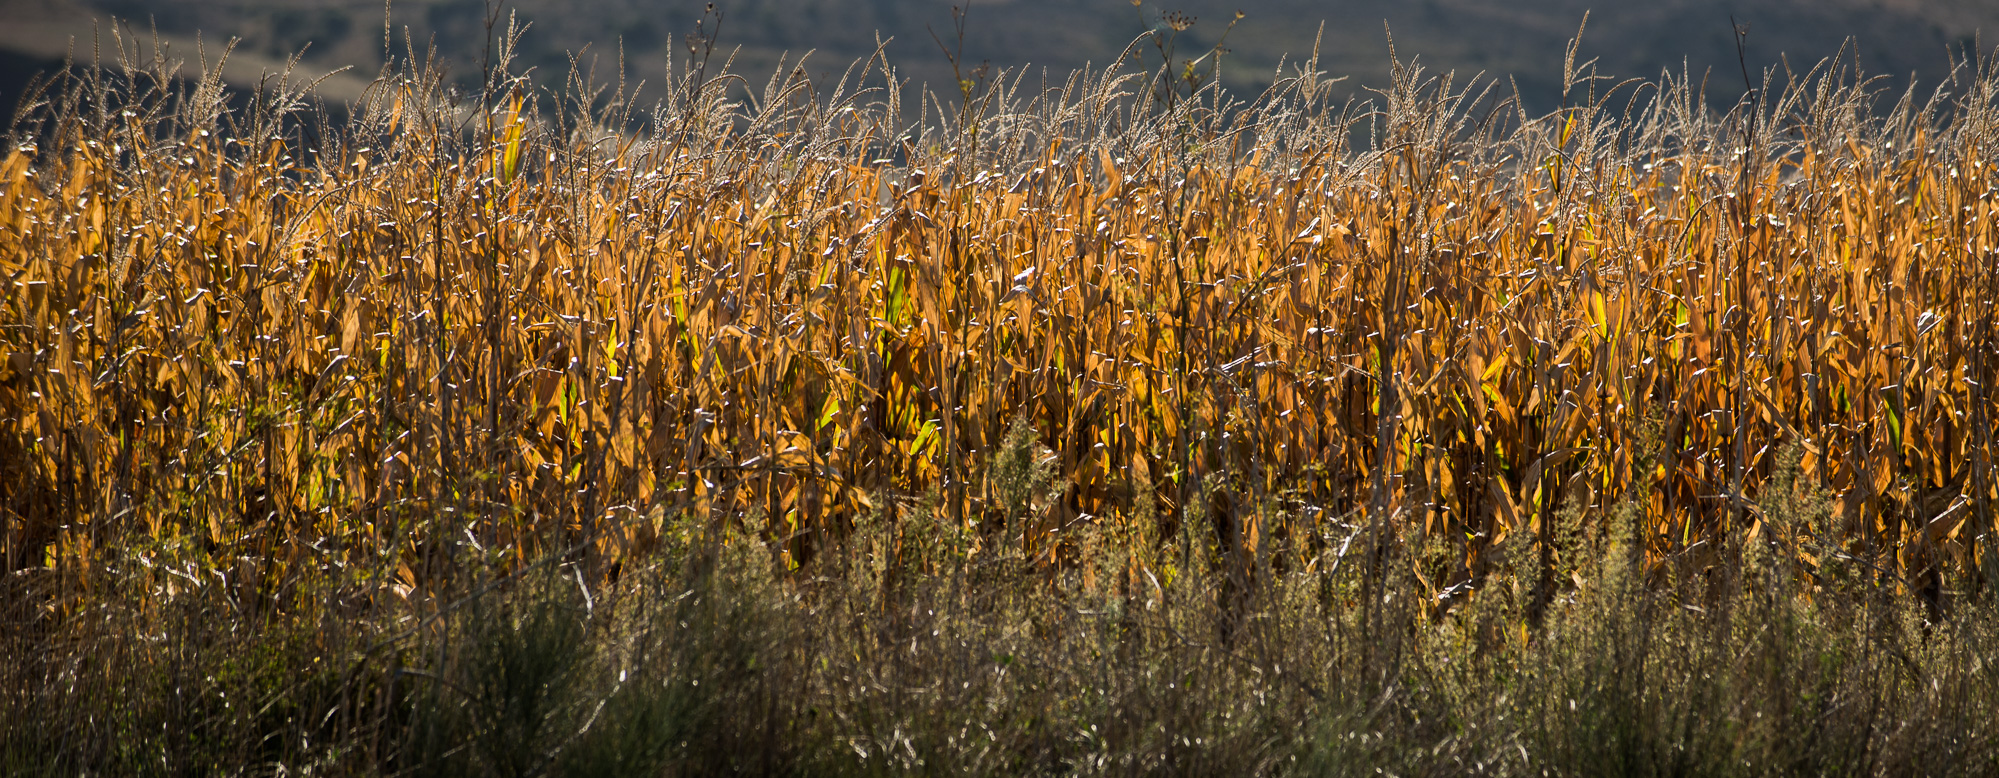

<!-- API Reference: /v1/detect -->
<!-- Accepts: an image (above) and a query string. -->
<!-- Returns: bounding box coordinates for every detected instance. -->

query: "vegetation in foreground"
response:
[5,20,1999,774]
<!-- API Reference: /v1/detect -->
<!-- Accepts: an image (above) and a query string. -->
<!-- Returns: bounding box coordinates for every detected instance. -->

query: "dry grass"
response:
[5,21,1999,775]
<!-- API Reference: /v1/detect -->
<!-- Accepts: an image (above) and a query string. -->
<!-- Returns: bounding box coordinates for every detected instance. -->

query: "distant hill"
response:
[5,0,1998,125]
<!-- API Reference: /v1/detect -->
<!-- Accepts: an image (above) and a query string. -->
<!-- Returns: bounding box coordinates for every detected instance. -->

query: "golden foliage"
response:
[6,48,1999,610]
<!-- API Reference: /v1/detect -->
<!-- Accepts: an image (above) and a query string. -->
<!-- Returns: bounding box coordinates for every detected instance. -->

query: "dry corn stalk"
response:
[4,43,1999,612]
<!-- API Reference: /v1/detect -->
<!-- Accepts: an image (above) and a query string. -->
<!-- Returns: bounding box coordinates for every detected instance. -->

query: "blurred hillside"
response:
[4,0,1998,126]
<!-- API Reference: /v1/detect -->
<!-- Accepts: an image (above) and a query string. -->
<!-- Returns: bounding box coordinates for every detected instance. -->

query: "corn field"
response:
[6,32,1999,623]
